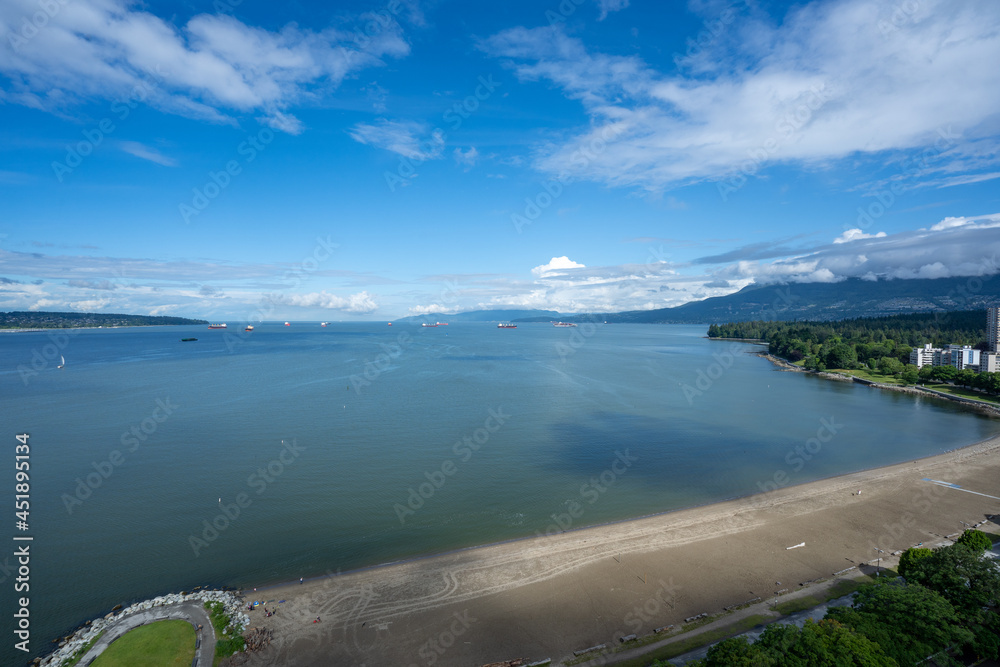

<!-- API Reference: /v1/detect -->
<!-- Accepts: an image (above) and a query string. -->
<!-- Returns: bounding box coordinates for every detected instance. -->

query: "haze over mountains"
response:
[396,275,1000,325]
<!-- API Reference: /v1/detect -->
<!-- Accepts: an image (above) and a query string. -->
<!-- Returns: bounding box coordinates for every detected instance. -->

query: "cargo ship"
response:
[497,322,517,329]
[552,322,577,327]
[207,323,227,329]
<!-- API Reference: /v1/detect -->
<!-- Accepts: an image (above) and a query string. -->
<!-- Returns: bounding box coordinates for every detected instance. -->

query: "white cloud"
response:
[834,228,887,244]
[531,256,586,277]
[596,0,630,21]
[407,303,452,315]
[481,1,1000,191]
[348,119,444,160]
[282,290,378,313]
[718,213,1000,285]
[0,0,410,132]
[453,146,479,169]
[118,141,177,166]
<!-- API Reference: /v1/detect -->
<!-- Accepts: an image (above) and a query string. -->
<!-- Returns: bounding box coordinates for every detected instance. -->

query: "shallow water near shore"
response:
[2,322,997,663]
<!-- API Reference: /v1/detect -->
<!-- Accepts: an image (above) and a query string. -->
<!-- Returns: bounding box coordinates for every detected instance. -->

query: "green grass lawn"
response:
[91,620,195,667]
[922,383,1000,405]
[826,368,907,385]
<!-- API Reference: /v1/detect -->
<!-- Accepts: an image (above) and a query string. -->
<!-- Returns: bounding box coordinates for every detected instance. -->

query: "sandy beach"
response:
[238,436,1000,667]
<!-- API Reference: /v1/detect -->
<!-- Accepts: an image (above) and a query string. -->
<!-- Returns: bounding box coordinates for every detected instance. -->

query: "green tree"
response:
[905,543,1000,620]
[696,636,775,666]
[956,529,993,553]
[824,342,858,370]
[900,367,919,384]
[826,581,971,666]
[877,357,904,375]
[897,547,933,578]
[693,620,895,667]
[755,619,896,666]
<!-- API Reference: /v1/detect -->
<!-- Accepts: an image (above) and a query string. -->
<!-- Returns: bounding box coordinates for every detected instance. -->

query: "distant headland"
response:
[0,311,208,329]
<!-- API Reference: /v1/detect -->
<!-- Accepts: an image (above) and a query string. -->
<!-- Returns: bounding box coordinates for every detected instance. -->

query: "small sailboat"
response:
[57,355,65,369]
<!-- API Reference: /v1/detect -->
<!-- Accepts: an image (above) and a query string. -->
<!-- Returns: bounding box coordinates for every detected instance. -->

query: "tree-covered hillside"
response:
[0,311,207,329]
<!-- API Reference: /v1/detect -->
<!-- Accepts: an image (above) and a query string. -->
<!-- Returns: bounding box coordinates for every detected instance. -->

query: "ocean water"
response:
[1,322,997,663]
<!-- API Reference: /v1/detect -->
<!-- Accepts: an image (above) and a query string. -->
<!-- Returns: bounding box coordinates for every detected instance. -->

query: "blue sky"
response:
[1,0,999,320]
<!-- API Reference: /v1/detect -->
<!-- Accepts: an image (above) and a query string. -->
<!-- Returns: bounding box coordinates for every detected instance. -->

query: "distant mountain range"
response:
[399,275,1000,325]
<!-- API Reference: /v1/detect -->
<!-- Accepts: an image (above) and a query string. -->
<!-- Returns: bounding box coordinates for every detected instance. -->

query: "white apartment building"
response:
[910,343,938,368]
[947,345,980,370]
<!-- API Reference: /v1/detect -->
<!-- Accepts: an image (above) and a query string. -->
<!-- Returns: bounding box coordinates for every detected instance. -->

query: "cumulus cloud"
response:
[481,1,1000,191]
[407,303,452,316]
[282,290,378,313]
[834,229,887,244]
[0,0,411,132]
[531,256,586,277]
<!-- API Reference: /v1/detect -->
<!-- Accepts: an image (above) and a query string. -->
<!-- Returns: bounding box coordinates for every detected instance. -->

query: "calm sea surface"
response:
[2,322,998,662]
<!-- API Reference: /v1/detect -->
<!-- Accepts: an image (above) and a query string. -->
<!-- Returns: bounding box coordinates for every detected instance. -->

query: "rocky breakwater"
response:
[35,589,248,667]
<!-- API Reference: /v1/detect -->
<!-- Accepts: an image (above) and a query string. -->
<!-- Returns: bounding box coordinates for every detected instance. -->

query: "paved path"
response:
[76,600,215,666]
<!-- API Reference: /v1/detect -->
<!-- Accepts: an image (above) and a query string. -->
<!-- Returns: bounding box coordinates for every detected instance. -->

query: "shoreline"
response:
[752,348,1000,416]
[39,434,1000,666]
[250,432,1000,595]
[233,435,1000,666]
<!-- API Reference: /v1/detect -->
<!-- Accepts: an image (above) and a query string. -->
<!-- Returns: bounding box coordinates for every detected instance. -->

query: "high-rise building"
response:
[989,306,1000,353]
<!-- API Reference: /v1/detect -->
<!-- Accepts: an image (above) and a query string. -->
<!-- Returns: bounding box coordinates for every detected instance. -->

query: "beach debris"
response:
[654,625,674,633]
[786,542,805,550]
[619,634,637,643]
[684,612,709,623]
[573,644,607,657]
[724,596,761,611]
[480,660,525,667]
[525,661,551,667]
[243,626,272,652]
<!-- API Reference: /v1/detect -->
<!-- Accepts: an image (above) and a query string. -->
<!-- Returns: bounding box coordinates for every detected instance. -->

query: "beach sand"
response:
[238,436,1000,667]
